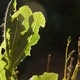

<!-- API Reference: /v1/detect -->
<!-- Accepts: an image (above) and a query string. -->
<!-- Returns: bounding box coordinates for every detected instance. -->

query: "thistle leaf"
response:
[3,0,45,74]
[1,0,46,79]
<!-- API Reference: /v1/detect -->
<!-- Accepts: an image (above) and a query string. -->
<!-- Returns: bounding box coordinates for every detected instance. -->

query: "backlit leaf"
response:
[31,72,58,80]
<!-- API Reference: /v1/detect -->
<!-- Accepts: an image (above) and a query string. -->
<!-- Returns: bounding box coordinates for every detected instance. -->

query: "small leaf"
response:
[31,72,58,80]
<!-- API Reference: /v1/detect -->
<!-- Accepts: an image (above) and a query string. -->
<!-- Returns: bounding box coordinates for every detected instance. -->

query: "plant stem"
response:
[71,64,79,80]
[71,54,80,80]
[71,37,80,80]
[63,36,71,80]
[47,54,51,72]
[67,57,74,80]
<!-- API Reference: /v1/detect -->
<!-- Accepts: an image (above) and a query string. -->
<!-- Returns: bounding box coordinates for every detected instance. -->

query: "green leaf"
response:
[6,6,46,68]
[4,0,17,70]
[0,47,3,59]
[0,54,2,60]
[0,60,6,72]
[0,43,6,73]
[7,6,33,68]
[10,6,32,50]
[31,72,58,80]
[4,0,17,45]
[11,28,32,67]
[0,70,6,80]
[4,0,17,28]
[3,0,46,79]
[24,12,46,55]
[0,58,6,80]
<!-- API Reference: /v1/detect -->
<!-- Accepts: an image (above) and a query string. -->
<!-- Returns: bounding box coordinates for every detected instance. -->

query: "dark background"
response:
[0,0,80,80]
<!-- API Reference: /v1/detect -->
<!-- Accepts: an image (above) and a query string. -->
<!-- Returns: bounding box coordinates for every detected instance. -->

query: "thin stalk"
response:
[67,50,75,62]
[63,45,68,80]
[71,37,80,80]
[63,36,71,80]
[67,57,74,80]
[71,54,80,80]
[47,54,51,72]
[71,65,79,80]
